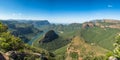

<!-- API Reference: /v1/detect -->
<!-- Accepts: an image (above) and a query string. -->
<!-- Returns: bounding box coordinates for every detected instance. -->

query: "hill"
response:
[33,23,82,51]
[40,30,59,43]
[81,19,120,50]
[54,36,109,60]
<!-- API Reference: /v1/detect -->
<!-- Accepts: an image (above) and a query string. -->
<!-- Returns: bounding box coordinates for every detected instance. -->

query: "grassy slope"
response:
[54,36,109,60]
[53,45,68,60]
[80,27,120,50]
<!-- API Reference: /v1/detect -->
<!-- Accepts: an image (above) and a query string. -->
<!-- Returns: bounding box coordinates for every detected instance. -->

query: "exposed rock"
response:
[40,30,59,43]
[104,19,120,24]
[5,51,49,60]
[0,53,6,60]
[82,22,95,28]
[0,51,9,60]
[82,19,120,29]
[109,56,118,60]
[5,51,26,60]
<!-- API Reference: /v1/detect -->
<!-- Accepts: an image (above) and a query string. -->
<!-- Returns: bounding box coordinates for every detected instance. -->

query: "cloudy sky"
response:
[0,0,120,23]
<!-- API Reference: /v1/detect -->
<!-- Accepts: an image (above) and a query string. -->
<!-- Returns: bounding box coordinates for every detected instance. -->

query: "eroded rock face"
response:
[82,22,95,28]
[40,30,59,43]
[0,53,6,60]
[5,51,45,60]
[5,51,26,60]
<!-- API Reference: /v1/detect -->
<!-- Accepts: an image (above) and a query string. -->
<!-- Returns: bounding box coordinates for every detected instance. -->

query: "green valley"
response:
[0,19,120,60]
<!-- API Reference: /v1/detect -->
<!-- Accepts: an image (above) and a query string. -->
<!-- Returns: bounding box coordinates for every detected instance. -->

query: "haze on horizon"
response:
[0,0,120,23]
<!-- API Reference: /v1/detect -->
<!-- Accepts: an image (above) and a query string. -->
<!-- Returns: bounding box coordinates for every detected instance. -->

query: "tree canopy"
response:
[0,22,24,51]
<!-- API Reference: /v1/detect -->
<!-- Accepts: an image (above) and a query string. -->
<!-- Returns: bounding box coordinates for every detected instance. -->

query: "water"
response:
[27,30,48,45]
[27,32,43,45]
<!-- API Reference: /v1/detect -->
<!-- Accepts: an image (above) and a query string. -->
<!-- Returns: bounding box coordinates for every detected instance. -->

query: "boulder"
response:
[109,56,118,60]
[82,22,95,28]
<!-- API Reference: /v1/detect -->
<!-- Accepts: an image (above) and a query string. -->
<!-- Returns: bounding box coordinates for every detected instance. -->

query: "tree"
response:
[0,23,24,51]
[0,22,8,32]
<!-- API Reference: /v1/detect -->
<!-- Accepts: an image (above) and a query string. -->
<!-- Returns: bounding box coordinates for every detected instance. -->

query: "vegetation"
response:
[0,20,43,43]
[0,22,23,52]
[112,34,120,59]
[66,36,109,60]
[0,22,54,60]
[0,32,24,52]
[1,19,120,60]
[80,27,120,50]
[70,52,78,59]
[39,37,70,51]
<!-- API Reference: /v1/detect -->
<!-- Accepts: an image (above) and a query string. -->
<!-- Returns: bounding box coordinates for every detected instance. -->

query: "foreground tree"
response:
[0,22,24,52]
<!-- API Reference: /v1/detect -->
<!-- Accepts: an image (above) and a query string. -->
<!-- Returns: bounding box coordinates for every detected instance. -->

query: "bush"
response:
[0,23,24,52]
[70,52,78,59]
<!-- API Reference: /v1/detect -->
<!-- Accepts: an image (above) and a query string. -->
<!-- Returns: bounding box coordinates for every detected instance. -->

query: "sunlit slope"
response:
[80,27,120,50]
[54,36,109,60]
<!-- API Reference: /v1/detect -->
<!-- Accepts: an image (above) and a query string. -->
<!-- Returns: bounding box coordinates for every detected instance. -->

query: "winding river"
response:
[27,32,44,45]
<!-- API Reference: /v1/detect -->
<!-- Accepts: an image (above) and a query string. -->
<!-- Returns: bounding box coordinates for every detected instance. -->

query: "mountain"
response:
[81,19,120,50]
[0,22,55,60]
[65,36,108,60]
[40,30,59,43]
[38,30,70,51]
[11,24,43,43]
[0,19,50,25]
[0,20,50,43]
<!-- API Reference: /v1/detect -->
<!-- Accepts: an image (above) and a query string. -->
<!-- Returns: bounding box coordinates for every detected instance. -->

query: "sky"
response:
[0,0,120,23]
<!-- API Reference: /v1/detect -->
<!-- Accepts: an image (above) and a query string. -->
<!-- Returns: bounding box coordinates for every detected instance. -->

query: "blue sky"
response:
[0,0,120,23]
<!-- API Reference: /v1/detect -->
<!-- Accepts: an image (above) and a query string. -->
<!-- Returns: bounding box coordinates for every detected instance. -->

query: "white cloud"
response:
[12,13,22,16]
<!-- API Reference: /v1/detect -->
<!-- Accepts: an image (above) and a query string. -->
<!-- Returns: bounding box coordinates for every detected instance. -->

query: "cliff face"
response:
[103,19,120,23]
[82,22,95,28]
[82,19,120,29]
[40,30,59,43]
[96,20,120,29]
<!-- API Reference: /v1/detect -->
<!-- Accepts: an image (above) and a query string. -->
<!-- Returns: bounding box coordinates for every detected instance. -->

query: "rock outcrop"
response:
[82,19,120,29]
[82,22,95,28]
[109,56,118,60]
[0,51,9,60]
[0,53,6,60]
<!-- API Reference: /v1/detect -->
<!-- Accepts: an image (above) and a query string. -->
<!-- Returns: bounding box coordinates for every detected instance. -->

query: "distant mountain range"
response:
[0,20,50,43]
[0,19,50,27]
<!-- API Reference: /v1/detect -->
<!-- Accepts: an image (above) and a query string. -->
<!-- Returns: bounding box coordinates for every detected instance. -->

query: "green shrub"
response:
[70,52,78,59]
